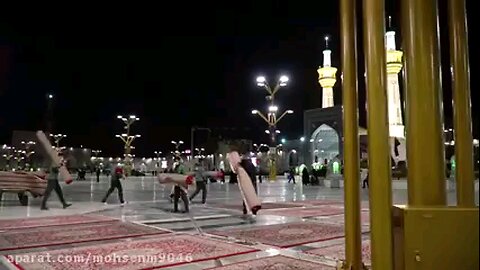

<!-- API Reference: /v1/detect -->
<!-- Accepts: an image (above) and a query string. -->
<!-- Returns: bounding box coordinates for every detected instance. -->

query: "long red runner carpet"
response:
[305,239,371,265]
[209,221,345,248]
[0,214,116,230]
[319,212,371,227]
[286,199,342,206]
[5,234,257,270]
[210,202,302,211]
[0,221,170,251]
[208,255,334,269]
[260,205,344,218]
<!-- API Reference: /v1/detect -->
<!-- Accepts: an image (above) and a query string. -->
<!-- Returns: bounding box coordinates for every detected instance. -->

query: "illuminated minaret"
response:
[385,17,404,138]
[318,36,337,108]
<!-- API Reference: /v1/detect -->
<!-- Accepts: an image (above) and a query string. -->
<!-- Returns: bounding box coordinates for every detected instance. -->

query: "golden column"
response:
[363,0,394,268]
[448,0,475,207]
[340,0,363,268]
[402,0,446,206]
[318,36,338,108]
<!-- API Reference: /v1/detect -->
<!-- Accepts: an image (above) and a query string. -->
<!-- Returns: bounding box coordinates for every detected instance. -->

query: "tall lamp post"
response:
[92,150,102,168]
[116,134,141,175]
[50,134,67,152]
[2,145,15,171]
[171,140,184,158]
[251,106,293,180]
[45,93,54,135]
[154,151,162,170]
[21,141,36,170]
[116,114,140,176]
[254,75,290,180]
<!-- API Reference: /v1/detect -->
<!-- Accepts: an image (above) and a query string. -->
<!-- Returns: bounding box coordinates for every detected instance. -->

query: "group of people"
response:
[167,154,258,215]
[40,148,261,217]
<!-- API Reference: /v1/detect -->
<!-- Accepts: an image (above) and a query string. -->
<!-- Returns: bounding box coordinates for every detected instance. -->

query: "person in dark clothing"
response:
[302,167,310,185]
[102,167,125,205]
[220,169,225,183]
[173,184,189,212]
[96,167,101,182]
[240,157,258,215]
[287,167,296,184]
[170,158,189,213]
[362,171,369,188]
[189,161,207,204]
[229,170,238,184]
[41,165,72,210]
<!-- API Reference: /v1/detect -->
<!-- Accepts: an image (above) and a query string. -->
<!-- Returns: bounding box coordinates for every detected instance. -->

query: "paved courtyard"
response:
[0,175,478,269]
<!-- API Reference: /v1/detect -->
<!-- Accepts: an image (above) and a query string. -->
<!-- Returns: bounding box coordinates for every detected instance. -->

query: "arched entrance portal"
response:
[288,150,298,167]
[310,124,340,163]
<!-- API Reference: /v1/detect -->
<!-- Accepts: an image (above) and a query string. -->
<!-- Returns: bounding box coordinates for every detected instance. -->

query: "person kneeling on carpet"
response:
[102,167,126,205]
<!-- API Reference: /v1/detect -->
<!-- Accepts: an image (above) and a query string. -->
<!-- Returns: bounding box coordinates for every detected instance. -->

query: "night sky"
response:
[0,1,478,156]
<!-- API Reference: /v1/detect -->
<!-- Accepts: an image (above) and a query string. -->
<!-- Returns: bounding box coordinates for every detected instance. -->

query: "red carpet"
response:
[210,202,301,211]
[321,211,371,226]
[305,240,371,265]
[209,221,345,248]
[0,214,116,230]
[5,234,257,270]
[290,200,370,210]
[260,205,345,218]
[287,199,342,206]
[0,221,169,251]
[208,255,334,269]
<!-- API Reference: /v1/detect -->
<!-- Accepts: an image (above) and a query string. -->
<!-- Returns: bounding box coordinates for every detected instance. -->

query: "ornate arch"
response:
[310,124,340,164]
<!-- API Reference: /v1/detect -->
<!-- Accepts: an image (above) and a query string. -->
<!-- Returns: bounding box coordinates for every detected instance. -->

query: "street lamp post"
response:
[253,75,291,180]
[116,115,140,176]
[194,147,205,159]
[171,140,184,159]
[45,93,54,135]
[252,107,293,180]
[50,134,67,152]
[154,151,162,169]
[21,141,36,170]
[91,150,102,168]
[2,145,15,171]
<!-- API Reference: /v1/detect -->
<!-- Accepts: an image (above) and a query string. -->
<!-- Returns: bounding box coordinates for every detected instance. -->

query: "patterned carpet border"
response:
[305,240,371,265]
[0,221,170,251]
[206,255,334,269]
[0,214,117,230]
[209,221,346,248]
[5,234,258,270]
[208,202,302,211]
[286,199,343,206]
[318,212,371,226]
[260,205,345,218]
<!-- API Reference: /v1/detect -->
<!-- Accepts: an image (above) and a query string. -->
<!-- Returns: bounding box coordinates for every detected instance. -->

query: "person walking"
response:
[41,164,72,210]
[362,169,369,188]
[96,167,101,182]
[101,167,126,205]
[287,167,296,184]
[189,160,207,204]
[170,158,189,213]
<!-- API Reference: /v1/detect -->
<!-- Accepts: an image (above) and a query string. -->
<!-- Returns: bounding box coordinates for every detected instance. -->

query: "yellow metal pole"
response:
[362,0,394,269]
[340,0,362,268]
[447,0,475,207]
[402,0,447,206]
